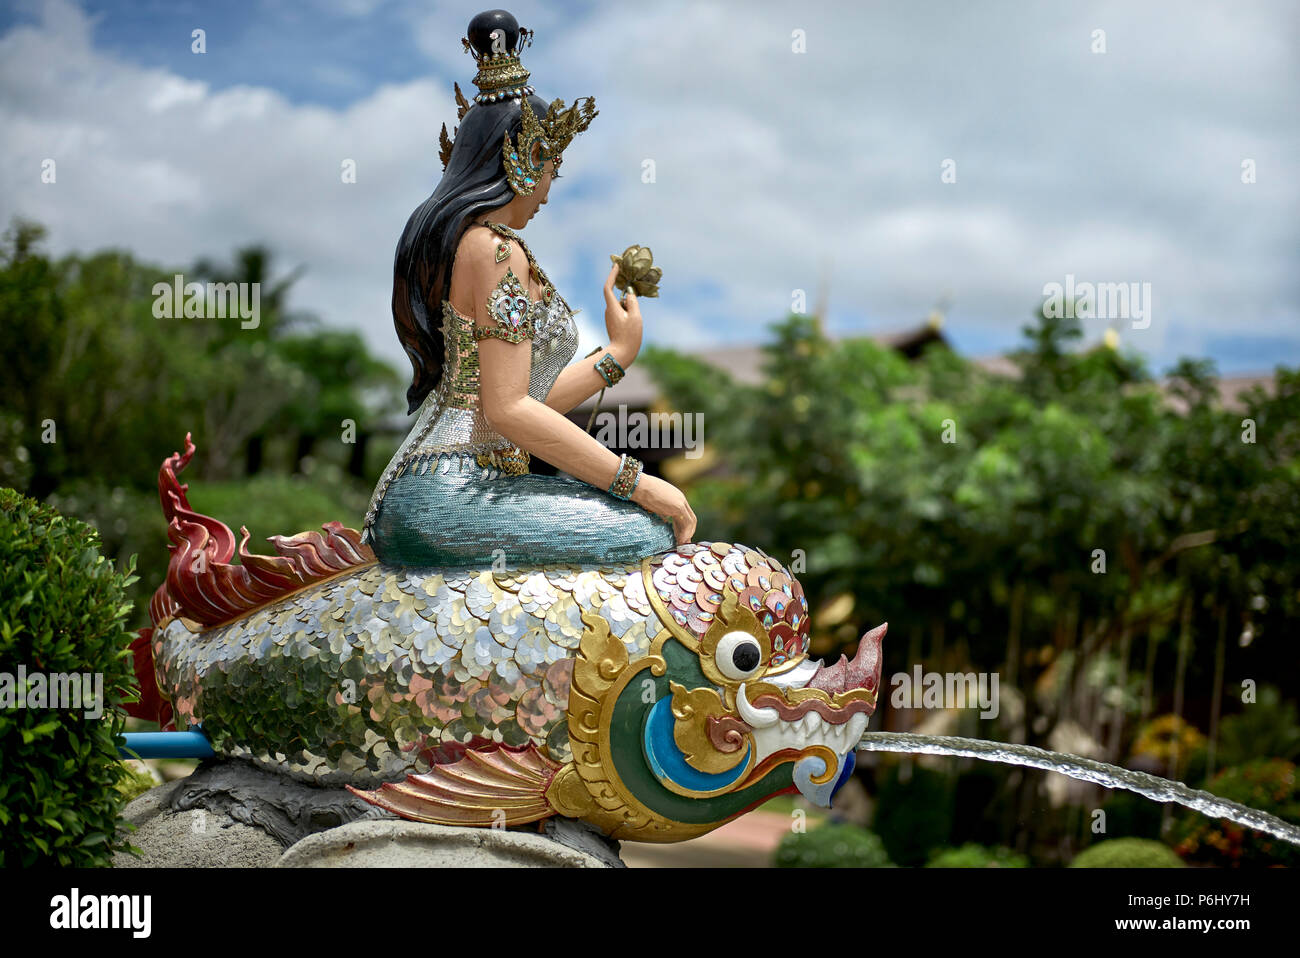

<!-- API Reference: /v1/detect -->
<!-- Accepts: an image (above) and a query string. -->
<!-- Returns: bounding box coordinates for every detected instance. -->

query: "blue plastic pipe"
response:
[119,730,215,759]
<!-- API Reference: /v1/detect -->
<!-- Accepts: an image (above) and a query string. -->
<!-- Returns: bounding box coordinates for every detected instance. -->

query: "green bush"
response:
[1070,838,1185,868]
[114,763,159,805]
[184,472,371,547]
[873,763,954,867]
[45,480,167,611]
[1172,759,1300,867]
[927,843,1029,868]
[0,488,139,866]
[1214,688,1300,766]
[774,824,895,868]
[1098,790,1165,841]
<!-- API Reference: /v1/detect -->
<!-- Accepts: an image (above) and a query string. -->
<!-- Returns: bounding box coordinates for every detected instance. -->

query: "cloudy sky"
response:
[2,0,1296,377]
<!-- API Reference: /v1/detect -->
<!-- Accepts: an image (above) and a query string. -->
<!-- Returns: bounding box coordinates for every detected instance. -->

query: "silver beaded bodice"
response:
[362,237,578,539]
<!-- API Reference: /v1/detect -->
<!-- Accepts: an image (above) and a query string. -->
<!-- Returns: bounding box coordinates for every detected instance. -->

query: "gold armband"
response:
[475,267,537,344]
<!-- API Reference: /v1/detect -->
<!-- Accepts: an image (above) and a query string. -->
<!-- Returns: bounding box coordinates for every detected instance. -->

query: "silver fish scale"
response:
[156,560,659,786]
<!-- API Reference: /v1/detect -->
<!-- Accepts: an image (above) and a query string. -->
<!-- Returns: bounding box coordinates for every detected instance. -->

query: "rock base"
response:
[114,759,622,868]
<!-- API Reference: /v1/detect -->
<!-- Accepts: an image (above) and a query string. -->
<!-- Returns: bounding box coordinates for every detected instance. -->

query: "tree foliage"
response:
[0,220,404,615]
[643,307,1300,860]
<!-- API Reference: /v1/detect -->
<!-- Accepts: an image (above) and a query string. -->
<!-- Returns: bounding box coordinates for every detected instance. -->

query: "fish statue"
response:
[131,436,885,842]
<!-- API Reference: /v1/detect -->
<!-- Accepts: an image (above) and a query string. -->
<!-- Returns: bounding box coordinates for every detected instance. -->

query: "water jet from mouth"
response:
[856,731,1300,847]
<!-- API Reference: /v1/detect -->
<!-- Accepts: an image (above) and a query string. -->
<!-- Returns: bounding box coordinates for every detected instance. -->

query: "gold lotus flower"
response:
[610,245,661,298]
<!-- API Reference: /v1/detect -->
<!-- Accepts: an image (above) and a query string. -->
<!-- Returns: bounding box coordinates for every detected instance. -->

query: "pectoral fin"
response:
[348,744,562,827]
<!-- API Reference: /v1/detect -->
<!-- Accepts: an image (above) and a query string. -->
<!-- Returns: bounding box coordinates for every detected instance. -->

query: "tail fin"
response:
[149,433,376,629]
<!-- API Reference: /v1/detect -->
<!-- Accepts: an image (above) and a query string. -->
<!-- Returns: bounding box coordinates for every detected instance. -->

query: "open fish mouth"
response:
[735,623,886,806]
[738,687,873,756]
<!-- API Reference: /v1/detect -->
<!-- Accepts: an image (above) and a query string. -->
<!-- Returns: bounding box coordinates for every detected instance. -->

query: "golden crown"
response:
[460,27,535,105]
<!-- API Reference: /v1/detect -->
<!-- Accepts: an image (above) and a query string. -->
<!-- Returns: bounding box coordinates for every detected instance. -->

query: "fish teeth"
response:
[748,707,873,765]
[847,712,868,744]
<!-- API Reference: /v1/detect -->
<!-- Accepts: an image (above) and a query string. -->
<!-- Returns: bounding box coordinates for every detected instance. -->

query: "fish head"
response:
[657,590,884,810]
[563,543,884,841]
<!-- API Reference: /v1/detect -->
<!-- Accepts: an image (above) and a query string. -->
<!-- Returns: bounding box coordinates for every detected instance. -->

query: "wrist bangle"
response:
[608,454,643,500]
[594,351,626,387]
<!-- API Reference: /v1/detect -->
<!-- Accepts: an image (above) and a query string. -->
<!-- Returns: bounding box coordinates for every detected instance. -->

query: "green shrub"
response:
[927,843,1029,868]
[0,487,139,866]
[45,480,167,611]
[774,824,895,868]
[1172,759,1300,867]
[1070,838,1185,868]
[114,763,159,805]
[1214,688,1300,766]
[873,762,954,867]
[1098,789,1165,841]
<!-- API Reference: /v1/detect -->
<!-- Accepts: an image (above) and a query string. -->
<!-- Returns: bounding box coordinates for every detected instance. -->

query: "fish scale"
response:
[155,560,660,786]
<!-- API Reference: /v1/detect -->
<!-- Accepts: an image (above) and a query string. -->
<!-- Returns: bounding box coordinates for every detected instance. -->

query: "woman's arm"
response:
[543,265,641,415]
[466,237,695,543]
[543,344,632,415]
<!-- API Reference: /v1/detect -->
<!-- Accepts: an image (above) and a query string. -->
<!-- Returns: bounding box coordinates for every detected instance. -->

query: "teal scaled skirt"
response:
[368,452,676,568]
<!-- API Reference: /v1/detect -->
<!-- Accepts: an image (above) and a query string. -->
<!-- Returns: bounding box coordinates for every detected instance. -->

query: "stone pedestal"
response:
[113,759,623,868]
[277,819,619,867]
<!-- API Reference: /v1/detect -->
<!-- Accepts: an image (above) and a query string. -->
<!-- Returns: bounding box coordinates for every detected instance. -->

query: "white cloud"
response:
[1,0,1296,382]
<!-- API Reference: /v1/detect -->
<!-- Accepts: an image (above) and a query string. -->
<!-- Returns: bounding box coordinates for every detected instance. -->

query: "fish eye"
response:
[716,631,763,680]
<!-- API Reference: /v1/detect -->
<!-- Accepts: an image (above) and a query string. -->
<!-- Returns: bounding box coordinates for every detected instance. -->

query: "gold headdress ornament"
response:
[502,95,598,196]
[438,11,597,193]
[438,83,472,171]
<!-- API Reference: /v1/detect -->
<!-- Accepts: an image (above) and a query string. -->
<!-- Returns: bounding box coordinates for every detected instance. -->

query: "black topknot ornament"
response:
[465,9,529,59]
[461,9,535,105]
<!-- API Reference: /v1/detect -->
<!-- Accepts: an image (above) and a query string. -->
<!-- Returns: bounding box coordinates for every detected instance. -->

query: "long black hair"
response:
[393,12,550,414]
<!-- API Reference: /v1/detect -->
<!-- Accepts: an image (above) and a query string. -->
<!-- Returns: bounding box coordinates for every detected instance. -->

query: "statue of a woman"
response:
[128,14,885,843]
[362,10,696,568]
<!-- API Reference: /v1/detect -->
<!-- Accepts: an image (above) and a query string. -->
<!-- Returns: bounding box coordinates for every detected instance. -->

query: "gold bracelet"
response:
[607,454,643,500]
[594,351,626,387]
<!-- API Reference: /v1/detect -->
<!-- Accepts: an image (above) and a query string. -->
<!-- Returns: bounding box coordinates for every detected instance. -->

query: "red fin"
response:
[125,627,174,730]
[149,433,375,628]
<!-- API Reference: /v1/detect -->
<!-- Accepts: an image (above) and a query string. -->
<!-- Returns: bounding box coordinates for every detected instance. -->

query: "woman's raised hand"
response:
[603,264,643,360]
[632,473,696,546]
